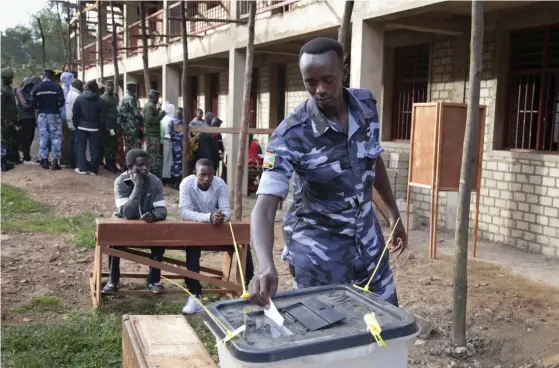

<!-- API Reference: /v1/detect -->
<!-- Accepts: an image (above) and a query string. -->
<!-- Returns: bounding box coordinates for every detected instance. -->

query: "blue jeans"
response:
[68,129,78,168]
[76,129,101,173]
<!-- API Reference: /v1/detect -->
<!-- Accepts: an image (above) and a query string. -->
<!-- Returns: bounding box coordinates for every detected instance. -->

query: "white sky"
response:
[0,0,50,31]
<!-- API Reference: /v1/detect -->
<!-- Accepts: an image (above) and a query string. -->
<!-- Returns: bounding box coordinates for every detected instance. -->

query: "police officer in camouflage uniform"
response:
[143,89,165,178]
[1,68,21,164]
[31,69,65,170]
[249,38,407,308]
[119,82,143,156]
[101,80,120,173]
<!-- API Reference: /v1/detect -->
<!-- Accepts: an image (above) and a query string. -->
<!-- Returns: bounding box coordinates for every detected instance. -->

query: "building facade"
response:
[77,0,559,258]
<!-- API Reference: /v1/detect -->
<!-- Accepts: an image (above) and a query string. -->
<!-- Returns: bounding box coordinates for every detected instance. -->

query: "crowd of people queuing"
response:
[1,67,232,187]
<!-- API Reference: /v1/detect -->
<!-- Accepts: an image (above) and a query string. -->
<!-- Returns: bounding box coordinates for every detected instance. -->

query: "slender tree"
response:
[338,1,354,54]
[97,1,104,81]
[452,0,484,347]
[79,2,86,80]
[180,0,190,177]
[233,2,256,220]
[36,17,46,69]
[54,2,69,71]
[109,0,119,89]
[139,1,151,95]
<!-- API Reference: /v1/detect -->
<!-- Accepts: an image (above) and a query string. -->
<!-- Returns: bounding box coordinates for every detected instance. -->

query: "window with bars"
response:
[391,44,429,141]
[505,25,559,152]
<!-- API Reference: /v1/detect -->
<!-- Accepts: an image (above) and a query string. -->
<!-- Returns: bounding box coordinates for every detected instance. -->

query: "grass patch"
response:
[2,312,121,368]
[9,296,64,314]
[1,184,97,248]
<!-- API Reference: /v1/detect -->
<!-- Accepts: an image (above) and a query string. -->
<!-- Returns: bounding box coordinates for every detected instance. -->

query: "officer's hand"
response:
[248,268,278,309]
[388,217,407,256]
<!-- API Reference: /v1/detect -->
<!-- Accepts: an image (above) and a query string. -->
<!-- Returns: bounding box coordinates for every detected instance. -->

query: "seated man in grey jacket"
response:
[102,149,167,295]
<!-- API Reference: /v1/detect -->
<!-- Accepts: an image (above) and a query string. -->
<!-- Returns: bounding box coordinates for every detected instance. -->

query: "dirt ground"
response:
[2,165,559,368]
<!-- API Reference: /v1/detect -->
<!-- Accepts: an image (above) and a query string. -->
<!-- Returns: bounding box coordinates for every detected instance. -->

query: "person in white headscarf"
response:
[160,102,176,182]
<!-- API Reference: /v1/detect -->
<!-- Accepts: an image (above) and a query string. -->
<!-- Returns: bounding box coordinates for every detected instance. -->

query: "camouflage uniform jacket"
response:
[101,92,120,131]
[119,91,142,135]
[143,101,165,138]
[257,88,391,287]
[1,81,18,121]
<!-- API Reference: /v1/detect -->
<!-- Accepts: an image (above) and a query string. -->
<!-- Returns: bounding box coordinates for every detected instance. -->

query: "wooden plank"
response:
[100,272,221,280]
[101,247,242,293]
[95,220,250,246]
[122,315,217,368]
[117,289,233,296]
[409,103,438,187]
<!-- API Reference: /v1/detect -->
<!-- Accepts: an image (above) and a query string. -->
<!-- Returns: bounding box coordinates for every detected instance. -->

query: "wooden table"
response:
[122,314,218,368]
[90,219,249,308]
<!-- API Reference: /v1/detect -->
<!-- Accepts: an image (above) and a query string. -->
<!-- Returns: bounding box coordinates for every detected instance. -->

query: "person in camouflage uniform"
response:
[169,107,184,189]
[143,89,165,178]
[119,82,143,157]
[101,80,120,173]
[249,38,407,308]
[1,68,21,164]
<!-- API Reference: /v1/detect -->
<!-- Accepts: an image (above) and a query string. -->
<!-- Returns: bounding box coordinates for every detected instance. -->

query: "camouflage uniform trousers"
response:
[123,129,138,158]
[115,130,125,169]
[38,113,62,160]
[102,132,117,166]
[286,228,399,307]
[1,119,20,162]
[146,134,162,178]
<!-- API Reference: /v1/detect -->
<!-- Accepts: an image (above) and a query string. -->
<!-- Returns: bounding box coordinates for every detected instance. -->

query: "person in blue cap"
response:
[31,68,65,170]
[248,38,407,308]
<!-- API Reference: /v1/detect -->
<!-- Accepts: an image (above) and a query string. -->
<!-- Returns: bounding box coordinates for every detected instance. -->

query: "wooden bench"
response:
[90,219,249,308]
[122,314,218,368]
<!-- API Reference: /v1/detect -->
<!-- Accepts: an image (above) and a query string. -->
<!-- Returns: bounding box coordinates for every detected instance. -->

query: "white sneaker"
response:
[182,296,203,315]
[75,168,87,175]
[23,160,39,165]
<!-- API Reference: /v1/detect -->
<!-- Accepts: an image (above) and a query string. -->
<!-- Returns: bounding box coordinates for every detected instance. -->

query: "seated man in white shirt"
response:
[179,158,254,314]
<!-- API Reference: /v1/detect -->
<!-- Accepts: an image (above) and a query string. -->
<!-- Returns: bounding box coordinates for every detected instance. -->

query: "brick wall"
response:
[286,62,306,114]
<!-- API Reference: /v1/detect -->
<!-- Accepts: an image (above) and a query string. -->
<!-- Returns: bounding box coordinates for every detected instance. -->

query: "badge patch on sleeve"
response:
[263,152,276,169]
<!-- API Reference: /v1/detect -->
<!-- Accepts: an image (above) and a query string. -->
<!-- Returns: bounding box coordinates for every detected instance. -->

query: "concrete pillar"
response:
[226,48,249,199]
[350,19,385,115]
[162,64,180,107]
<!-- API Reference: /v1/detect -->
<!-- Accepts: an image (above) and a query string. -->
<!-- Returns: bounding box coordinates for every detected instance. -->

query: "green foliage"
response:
[9,296,64,314]
[1,184,97,249]
[1,4,69,83]
[2,312,121,368]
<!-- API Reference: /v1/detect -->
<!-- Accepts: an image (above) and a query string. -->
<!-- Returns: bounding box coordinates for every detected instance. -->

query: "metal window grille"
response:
[505,25,559,152]
[391,44,429,141]
[239,0,300,18]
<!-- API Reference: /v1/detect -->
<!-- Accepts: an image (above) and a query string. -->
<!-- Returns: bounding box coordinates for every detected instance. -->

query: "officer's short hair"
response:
[195,158,214,171]
[86,80,99,93]
[72,79,83,90]
[126,149,150,168]
[299,37,344,64]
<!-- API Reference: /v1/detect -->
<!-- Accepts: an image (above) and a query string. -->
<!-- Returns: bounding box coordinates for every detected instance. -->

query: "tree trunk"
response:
[37,17,46,69]
[109,0,119,89]
[233,2,256,221]
[452,0,484,347]
[97,1,104,82]
[337,0,353,87]
[67,5,72,71]
[180,0,190,178]
[79,2,86,80]
[139,2,151,95]
[55,2,69,71]
[338,0,354,54]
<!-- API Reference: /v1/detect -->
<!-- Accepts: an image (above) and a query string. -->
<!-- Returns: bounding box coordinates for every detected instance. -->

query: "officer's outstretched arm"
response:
[251,194,279,272]
[249,194,281,308]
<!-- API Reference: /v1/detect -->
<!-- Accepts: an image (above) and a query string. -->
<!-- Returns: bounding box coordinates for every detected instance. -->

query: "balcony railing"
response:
[127,9,165,56]
[238,0,302,18]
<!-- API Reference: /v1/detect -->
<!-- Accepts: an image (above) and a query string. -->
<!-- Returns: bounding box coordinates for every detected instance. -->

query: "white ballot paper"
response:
[264,299,284,327]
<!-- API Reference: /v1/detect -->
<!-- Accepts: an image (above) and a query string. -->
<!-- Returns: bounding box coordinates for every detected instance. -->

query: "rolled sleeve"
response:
[256,132,296,200]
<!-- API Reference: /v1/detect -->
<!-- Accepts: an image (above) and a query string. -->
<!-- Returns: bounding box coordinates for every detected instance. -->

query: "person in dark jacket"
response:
[103,148,167,295]
[101,80,120,173]
[31,69,65,170]
[72,80,106,175]
[15,77,37,164]
[1,69,20,165]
